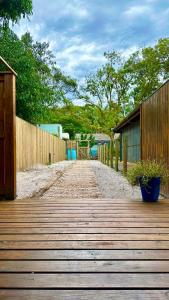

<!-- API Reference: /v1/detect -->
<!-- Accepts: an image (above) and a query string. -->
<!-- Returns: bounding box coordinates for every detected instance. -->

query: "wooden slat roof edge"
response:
[0,56,17,76]
[113,105,141,133]
[113,79,169,133]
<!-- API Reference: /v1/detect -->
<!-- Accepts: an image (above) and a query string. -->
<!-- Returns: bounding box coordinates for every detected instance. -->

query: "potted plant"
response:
[127,160,169,202]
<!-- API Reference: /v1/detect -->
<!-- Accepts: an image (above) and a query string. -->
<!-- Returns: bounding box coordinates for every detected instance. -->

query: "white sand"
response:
[17,161,74,199]
[90,160,142,199]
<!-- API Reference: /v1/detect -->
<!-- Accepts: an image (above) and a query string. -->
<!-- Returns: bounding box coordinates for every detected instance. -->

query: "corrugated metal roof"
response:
[75,133,111,141]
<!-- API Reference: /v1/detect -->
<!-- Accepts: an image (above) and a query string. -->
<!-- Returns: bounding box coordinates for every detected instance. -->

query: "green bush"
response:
[127,160,169,186]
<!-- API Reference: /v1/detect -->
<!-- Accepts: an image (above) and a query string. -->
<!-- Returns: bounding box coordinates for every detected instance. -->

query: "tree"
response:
[80,39,169,134]
[0,0,32,26]
[0,28,56,122]
[0,28,77,123]
[125,38,169,105]
[81,51,131,134]
[52,67,78,104]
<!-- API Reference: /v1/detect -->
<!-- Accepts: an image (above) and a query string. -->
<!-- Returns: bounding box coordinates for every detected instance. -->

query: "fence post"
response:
[76,141,79,160]
[123,136,128,176]
[70,141,72,160]
[48,153,52,165]
[107,143,110,166]
[87,140,90,160]
[105,144,107,165]
[115,140,119,172]
[98,145,101,161]
[101,145,103,163]
[104,144,106,164]
[110,139,114,168]
[101,145,104,164]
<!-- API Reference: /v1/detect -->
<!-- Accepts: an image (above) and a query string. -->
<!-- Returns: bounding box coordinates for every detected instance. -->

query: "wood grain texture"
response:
[1,273,169,288]
[1,197,169,297]
[0,73,16,200]
[0,290,169,300]
[141,80,169,195]
[16,117,66,171]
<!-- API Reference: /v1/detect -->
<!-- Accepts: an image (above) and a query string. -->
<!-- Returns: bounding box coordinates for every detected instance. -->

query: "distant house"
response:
[37,124,62,138]
[75,133,111,159]
[113,79,169,194]
[37,124,69,140]
[75,133,111,144]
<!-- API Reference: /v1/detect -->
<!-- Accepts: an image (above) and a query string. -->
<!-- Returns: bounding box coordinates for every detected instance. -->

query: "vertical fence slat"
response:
[115,140,119,172]
[16,117,66,171]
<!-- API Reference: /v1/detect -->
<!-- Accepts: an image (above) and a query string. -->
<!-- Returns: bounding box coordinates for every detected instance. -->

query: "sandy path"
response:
[17,160,143,200]
[40,160,142,200]
[41,161,102,199]
[17,161,74,199]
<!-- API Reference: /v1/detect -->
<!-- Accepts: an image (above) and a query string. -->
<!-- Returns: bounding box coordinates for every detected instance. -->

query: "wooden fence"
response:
[141,80,169,195]
[98,139,132,175]
[16,117,66,171]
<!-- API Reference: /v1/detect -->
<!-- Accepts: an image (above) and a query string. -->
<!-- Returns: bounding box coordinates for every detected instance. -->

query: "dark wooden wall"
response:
[141,80,169,195]
[0,73,16,200]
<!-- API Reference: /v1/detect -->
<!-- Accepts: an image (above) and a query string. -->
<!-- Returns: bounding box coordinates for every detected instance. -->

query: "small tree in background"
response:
[79,134,96,148]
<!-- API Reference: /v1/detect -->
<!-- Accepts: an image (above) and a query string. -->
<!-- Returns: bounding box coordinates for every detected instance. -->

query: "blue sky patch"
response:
[14,0,169,82]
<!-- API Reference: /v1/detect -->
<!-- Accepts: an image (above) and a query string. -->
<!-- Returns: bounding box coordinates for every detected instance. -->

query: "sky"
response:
[14,0,169,82]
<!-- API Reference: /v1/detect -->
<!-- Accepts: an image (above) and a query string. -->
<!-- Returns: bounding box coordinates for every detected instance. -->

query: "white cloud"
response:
[124,5,151,17]
[63,2,89,19]
[121,45,139,58]
[32,0,89,21]
[146,0,158,3]
[13,21,44,40]
[54,39,106,76]
[12,0,168,83]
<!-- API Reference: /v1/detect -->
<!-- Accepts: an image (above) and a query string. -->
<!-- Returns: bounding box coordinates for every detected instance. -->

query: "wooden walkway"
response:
[0,197,169,299]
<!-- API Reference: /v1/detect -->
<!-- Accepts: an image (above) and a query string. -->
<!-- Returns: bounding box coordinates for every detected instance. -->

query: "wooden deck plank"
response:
[1,212,168,220]
[1,217,169,222]
[1,260,169,273]
[1,227,169,233]
[1,233,169,240]
[1,240,169,249]
[1,197,169,294]
[1,249,169,260]
[0,290,169,300]
[1,273,169,288]
[0,221,169,227]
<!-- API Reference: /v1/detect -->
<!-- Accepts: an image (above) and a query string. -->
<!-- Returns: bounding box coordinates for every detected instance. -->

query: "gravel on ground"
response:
[17,161,74,199]
[41,160,101,199]
[90,160,141,199]
[17,160,143,200]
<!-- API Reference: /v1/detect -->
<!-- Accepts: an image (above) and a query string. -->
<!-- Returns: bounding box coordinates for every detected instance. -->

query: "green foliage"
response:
[81,51,132,134]
[0,28,54,122]
[80,38,169,135]
[0,0,32,26]
[0,28,78,123]
[127,160,169,186]
[78,134,96,148]
[0,17,168,140]
[124,38,169,105]
[44,104,94,139]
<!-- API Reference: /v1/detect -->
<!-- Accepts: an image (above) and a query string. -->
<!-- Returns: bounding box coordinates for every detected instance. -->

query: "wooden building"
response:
[113,80,169,193]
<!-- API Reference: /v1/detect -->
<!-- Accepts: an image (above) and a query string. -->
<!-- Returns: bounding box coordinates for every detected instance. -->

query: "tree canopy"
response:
[0,0,32,26]
[80,38,169,135]
[0,2,168,138]
[0,27,78,123]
